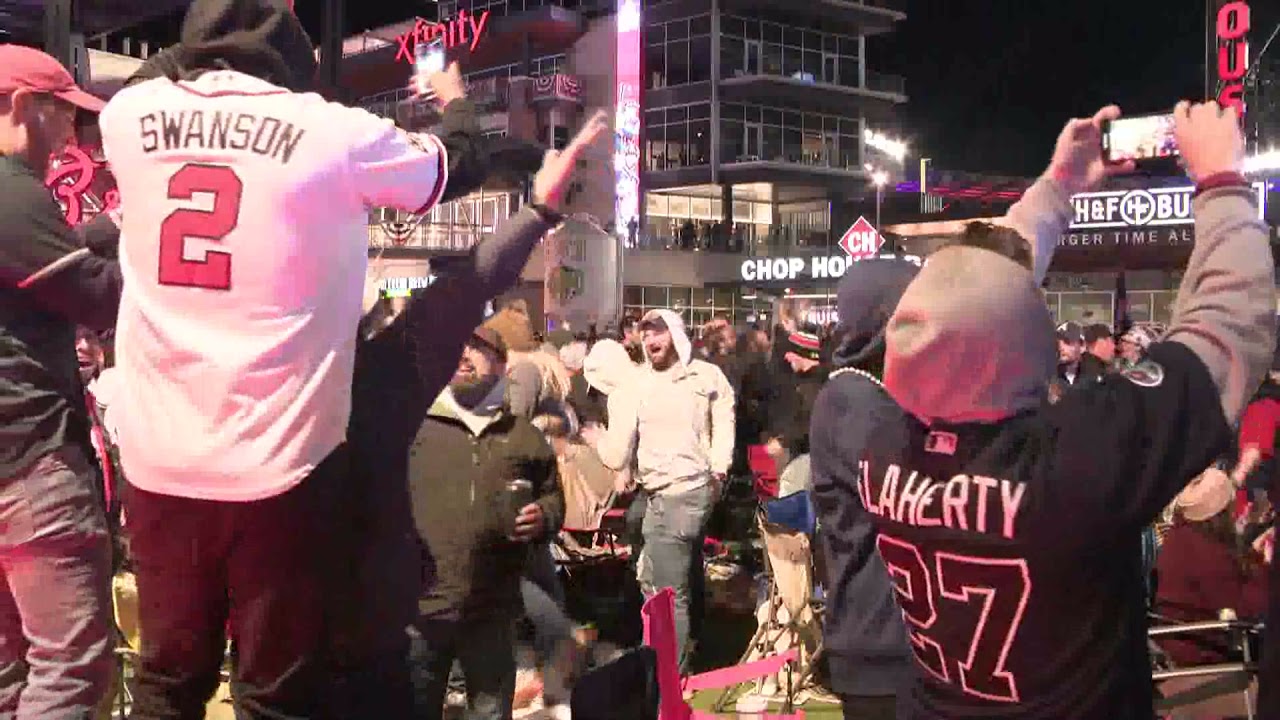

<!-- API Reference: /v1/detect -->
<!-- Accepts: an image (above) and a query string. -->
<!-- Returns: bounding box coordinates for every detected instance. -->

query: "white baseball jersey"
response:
[99,71,448,501]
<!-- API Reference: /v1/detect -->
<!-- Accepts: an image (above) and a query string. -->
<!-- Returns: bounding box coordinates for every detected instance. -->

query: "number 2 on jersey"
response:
[876,536,1031,703]
[158,163,243,290]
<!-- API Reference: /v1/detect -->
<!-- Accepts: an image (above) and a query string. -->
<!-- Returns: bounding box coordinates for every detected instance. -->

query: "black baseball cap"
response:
[1055,322,1084,343]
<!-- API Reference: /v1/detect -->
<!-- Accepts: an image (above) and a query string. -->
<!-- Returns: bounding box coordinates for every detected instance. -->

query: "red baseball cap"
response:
[0,45,105,113]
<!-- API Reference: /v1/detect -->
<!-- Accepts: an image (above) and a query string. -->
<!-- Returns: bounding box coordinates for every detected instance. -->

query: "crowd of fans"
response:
[2,2,1279,720]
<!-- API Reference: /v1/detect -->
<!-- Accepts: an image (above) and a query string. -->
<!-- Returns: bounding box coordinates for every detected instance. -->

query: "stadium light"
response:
[864,129,907,164]
[871,170,889,187]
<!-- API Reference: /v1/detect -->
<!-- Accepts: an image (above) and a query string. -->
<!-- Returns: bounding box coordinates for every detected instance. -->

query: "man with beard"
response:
[860,102,1274,719]
[587,309,735,662]
[407,326,564,720]
[339,113,606,718]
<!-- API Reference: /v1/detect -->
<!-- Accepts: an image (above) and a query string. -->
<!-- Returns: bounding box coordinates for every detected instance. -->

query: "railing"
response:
[630,224,831,254]
[865,71,906,95]
[722,64,906,98]
[368,223,486,253]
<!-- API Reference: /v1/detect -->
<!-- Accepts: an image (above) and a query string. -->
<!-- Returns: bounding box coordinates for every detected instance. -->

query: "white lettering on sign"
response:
[379,276,436,291]
[739,253,923,282]
[1070,182,1266,230]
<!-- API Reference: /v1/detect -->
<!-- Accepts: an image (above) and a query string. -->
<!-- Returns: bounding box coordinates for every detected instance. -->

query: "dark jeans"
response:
[839,694,898,720]
[409,617,516,720]
[124,445,349,720]
[0,446,113,720]
[522,545,572,666]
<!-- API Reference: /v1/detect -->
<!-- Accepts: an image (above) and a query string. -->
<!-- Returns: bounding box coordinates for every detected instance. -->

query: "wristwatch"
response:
[528,203,565,226]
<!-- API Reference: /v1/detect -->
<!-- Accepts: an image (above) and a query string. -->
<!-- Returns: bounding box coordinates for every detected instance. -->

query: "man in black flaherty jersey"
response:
[860,101,1275,719]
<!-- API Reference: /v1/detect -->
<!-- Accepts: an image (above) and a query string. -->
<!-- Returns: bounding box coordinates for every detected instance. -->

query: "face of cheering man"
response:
[75,327,105,384]
[451,336,506,407]
[642,320,678,372]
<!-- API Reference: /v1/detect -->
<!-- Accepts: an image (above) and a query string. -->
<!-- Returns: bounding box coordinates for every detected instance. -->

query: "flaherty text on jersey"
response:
[858,460,1027,540]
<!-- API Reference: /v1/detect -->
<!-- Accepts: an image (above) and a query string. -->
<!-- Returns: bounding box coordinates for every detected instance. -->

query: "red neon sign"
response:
[394,10,491,65]
[1215,0,1250,115]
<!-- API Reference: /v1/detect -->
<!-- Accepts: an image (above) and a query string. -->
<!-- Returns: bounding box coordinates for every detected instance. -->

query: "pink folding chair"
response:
[641,589,804,720]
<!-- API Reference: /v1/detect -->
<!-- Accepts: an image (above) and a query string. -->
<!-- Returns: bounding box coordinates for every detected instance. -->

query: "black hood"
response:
[832,256,921,374]
[124,46,186,87]
[173,0,317,92]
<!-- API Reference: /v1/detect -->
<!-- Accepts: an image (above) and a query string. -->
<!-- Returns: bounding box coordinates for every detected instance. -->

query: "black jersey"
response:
[859,341,1230,719]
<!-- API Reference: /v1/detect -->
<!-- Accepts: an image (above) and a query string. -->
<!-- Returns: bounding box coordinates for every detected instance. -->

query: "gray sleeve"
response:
[506,361,544,418]
[1003,177,1073,284]
[1163,185,1276,422]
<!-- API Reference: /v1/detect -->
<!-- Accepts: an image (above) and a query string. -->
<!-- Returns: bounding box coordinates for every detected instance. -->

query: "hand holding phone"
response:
[1101,112,1179,166]
[413,39,445,98]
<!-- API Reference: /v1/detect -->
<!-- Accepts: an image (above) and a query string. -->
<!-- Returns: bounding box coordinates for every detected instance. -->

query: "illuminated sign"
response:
[46,144,119,226]
[1069,182,1266,230]
[837,216,884,259]
[379,275,436,297]
[394,10,491,65]
[864,129,907,163]
[1215,1,1250,114]
[614,0,642,248]
[740,253,922,282]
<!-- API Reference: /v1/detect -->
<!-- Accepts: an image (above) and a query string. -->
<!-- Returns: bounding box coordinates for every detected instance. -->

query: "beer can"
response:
[506,478,534,530]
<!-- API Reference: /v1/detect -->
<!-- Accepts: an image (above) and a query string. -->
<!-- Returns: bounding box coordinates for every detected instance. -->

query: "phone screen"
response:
[1103,113,1178,163]
[414,40,445,77]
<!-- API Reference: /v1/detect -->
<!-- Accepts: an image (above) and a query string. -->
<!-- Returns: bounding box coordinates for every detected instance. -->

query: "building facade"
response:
[346,0,908,329]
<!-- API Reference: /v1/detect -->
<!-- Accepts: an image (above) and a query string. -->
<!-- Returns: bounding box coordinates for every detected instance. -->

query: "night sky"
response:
[873,0,1221,177]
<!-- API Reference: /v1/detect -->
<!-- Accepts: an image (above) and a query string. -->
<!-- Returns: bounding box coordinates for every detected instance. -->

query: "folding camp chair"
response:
[1149,616,1263,719]
[643,588,805,720]
[710,501,826,714]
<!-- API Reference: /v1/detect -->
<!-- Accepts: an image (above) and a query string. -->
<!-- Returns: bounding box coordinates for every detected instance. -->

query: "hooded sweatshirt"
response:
[594,309,735,495]
[860,178,1275,720]
[809,255,918,698]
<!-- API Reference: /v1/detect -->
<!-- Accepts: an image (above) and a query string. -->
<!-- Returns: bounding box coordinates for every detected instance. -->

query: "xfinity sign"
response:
[1070,183,1266,230]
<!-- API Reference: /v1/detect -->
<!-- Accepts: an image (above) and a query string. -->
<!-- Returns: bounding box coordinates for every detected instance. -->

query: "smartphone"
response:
[414,39,445,78]
[1102,113,1178,165]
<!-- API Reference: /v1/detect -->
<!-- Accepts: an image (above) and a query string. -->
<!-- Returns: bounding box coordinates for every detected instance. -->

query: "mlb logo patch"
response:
[925,431,958,456]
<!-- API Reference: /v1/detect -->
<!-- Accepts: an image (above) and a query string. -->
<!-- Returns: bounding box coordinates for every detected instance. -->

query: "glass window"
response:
[721,119,744,162]
[762,125,783,162]
[785,27,804,47]
[552,126,569,150]
[761,107,781,125]
[694,287,715,306]
[666,40,690,85]
[1152,290,1176,325]
[666,19,688,41]
[690,15,711,35]
[721,15,745,37]
[782,110,802,128]
[646,44,666,88]
[690,36,712,82]
[722,103,744,121]
[804,31,822,51]
[840,36,860,56]
[666,121,688,166]
[645,109,665,127]
[721,36,745,78]
[689,119,711,165]
[782,127,802,161]
[713,287,738,307]
[647,24,664,45]
[642,286,668,306]
[783,47,803,77]
[666,106,687,123]
[839,58,859,88]
[669,286,693,308]
[688,103,710,119]
[762,22,782,43]
[763,43,784,75]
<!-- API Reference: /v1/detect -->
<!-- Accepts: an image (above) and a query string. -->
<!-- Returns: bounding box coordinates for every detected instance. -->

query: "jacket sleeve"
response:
[1239,398,1280,458]
[397,206,554,413]
[595,389,639,472]
[435,98,547,203]
[532,437,566,541]
[709,365,736,476]
[1162,185,1276,423]
[1003,177,1073,285]
[0,177,122,330]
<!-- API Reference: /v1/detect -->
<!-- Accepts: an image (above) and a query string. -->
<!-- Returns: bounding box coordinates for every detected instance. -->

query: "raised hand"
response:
[533,109,609,211]
[1173,100,1245,183]
[415,61,466,107]
[1045,105,1134,195]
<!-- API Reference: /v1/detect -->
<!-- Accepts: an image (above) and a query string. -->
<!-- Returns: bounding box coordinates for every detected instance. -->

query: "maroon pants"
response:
[124,445,350,720]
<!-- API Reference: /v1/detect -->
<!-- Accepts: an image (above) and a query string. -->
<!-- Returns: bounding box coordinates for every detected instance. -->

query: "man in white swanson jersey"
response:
[97,0,459,716]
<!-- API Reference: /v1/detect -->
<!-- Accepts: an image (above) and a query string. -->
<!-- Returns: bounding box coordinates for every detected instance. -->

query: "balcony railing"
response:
[368,222,488,253]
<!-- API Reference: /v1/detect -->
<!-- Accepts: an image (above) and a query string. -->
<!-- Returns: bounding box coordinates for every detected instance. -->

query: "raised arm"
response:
[1161,102,1275,423]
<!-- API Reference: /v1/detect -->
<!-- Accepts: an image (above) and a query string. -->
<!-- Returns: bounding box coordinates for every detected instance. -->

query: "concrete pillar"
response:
[43,0,74,71]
